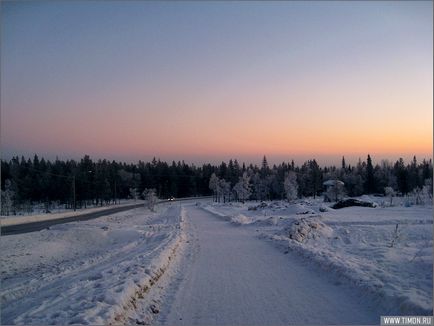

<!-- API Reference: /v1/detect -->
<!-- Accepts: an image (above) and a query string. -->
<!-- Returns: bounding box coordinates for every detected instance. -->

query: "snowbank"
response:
[1,204,186,324]
[230,214,254,225]
[206,197,433,315]
[288,217,333,243]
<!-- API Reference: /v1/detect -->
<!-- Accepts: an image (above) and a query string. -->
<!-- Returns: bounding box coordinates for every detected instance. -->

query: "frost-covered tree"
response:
[1,179,15,216]
[421,181,433,205]
[219,179,231,203]
[143,188,158,211]
[384,187,395,206]
[129,187,139,201]
[232,182,243,202]
[233,172,251,203]
[325,179,346,202]
[423,178,433,198]
[412,187,423,205]
[284,171,298,202]
[209,173,219,202]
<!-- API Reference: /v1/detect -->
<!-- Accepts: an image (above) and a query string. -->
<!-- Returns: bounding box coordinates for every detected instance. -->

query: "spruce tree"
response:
[365,154,375,193]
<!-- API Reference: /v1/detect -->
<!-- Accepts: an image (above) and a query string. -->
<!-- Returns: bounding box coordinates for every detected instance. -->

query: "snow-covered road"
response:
[157,206,382,325]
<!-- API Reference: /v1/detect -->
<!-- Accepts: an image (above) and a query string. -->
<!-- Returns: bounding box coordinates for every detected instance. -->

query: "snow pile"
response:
[1,204,186,325]
[287,217,333,243]
[230,214,254,225]
[319,204,330,212]
[200,204,234,222]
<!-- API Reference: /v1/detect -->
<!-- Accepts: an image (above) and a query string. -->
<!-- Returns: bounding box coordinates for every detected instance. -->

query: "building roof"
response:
[323,179,344,186]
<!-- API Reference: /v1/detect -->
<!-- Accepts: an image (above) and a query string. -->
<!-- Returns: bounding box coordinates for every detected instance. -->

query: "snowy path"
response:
[158,206,382,325]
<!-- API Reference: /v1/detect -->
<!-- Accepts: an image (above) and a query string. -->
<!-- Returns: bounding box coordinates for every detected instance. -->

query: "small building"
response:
[323,179,345,202]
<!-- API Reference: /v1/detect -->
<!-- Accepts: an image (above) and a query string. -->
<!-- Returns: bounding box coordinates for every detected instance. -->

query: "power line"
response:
[24,166,73,179]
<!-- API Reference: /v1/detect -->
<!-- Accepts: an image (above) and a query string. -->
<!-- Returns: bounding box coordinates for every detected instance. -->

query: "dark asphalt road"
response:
[1,203,143,236]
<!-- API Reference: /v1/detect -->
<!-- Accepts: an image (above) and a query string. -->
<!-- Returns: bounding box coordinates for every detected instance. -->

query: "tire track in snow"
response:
[1,205,185,325]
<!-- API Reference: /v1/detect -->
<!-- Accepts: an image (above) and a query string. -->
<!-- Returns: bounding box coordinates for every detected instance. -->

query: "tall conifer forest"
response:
[1,154,432,215]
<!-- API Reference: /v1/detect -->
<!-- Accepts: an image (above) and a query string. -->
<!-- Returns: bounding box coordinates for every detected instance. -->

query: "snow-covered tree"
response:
[209,173,219,202]
[143,188,158,211]
[129,188,139,201]
[384,186,395,206]
[325,179,345,202]
[421,183,433,205]
[233,172,251,203]
[219,179,231,203]
[233,182,243,202]
[1,179,15,216]
[423,178,433,198]
[284,171,298,201]
[414,188,423,205]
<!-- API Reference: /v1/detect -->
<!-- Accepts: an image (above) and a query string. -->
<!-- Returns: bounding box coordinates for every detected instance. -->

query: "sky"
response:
[1,1,432,166]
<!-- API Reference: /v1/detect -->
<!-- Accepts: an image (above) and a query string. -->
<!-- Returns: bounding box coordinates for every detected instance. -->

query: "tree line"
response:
[208,155,433,203]
[1,154,432,215]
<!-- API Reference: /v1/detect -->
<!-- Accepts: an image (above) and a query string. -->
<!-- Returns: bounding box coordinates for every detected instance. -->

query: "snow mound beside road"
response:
[288,218,333,243]
[230,214,254,225]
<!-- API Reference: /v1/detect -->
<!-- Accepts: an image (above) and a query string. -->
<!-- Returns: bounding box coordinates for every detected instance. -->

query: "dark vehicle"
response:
[332,199,376,209]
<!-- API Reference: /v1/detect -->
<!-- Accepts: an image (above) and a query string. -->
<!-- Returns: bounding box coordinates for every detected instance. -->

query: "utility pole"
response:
[26,166,78,212]
[72,175,76,211]
[114,180,117,205]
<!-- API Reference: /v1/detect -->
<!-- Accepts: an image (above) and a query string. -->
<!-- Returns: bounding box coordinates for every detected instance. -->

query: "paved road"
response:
[1,204,144,236]
[158,206,382,325]
[1,197,212,236]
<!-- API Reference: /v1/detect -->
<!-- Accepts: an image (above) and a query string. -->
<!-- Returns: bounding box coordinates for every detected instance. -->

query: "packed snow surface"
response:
[202,197,433,315]
[155,206,383,325]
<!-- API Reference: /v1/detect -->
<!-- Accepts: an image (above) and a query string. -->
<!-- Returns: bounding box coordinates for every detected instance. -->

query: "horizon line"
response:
[1,151,432,168]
